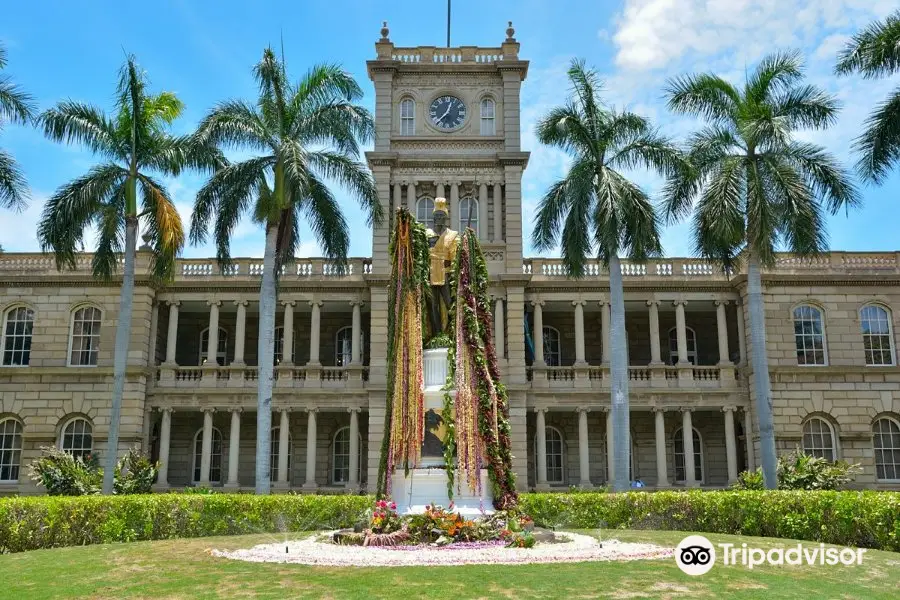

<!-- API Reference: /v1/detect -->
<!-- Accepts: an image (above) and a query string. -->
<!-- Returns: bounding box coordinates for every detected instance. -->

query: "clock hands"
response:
[439,104,452,122]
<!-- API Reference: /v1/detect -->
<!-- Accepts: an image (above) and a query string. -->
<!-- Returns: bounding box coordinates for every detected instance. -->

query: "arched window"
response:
[673,427,704,483]
[69,306,102,366]
[458,197,478,236]
[270,426,293,482]
[59,417,93,460]
[0,417,23,482]
[416,196,435,230]
[667,327,697,365]
[533,426,565,484]
[199,327,228,366]
[332,426,362,484]
[2,306,34,366]
[793,304,827,365]
[400,98,415,135]
[273,326,294,364]
[873,416,900,481]
[860,304,894,366]
[335,326,362,366]
[192,427,223,483]
[802,417,837,461]
[480,98,496,135]
[542,326,561,367]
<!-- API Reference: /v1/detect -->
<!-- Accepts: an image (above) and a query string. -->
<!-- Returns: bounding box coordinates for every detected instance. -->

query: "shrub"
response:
[29,447,159,496]
[519,490,900,551]
[732,449,862,491]
[0,493,371,553]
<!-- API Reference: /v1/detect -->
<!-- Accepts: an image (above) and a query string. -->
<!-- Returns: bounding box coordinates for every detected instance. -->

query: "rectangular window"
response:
[69,307,101,366]
[400,100,415,136]
[480,99,495,135]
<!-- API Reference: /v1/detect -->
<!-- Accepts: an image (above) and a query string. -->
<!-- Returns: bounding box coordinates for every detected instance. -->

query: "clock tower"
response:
[365,22,530,488]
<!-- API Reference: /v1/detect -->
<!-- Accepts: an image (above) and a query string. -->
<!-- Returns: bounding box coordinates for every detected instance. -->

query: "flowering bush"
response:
[369,499,402,534]
[500,528,536,548]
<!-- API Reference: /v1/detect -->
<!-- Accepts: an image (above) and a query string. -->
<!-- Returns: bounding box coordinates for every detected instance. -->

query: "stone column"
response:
[492,182,503,242]
[164,301,180,365]
[148,301,159,366]
[723,406,738,484]
[681,408,697,487]
[653,408,670,487]
[206,301,221,365]
[348,408,360,489]
[450,181,460,229]
[199,408,215,485]
[744,409,755,471]
[277,409,290,486]
[647,300,662,364]
[674,301,688,364]
[736,300,747,365]
[303,409,318,490]
[716,300,731,365]
[225,408,241,488]
[435,181,445,202]
[392,181,402,217]
[573,300,586,365]
[155,408,173,489]
[532,301,545,366]
[308,300,323,365]
[406,180,416,215]
[605,409,614,484]
[282,300,295,365]
[577,407,591,487]
[535,408,548,487]
[233,300,247,366]
[478,182,489,241]
[494,297,506,359]
[351,301,362,365]
[600,301,611,365]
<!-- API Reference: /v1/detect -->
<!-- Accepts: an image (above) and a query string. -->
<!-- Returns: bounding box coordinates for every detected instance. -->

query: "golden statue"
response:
[425,197,458,338]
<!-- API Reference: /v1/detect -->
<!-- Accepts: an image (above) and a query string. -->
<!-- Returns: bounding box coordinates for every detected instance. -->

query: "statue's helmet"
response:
[433,197,449,216]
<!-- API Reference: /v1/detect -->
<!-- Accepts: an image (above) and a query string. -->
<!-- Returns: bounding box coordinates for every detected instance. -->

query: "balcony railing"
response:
[154,365,369,389]
[527,364,736,389]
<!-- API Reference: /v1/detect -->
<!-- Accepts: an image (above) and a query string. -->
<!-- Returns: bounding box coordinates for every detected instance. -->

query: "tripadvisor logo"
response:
[675,535,867,576]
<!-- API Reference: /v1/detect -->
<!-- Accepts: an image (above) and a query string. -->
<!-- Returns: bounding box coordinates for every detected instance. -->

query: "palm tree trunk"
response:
[608,254,631,492]
[101,216,137,495]
[255,224,279,494]
[747,253,777,489]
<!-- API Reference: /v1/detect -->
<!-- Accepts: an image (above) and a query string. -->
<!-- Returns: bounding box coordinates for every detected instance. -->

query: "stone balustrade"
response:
[154,365,368,389]
[526,364,737,390]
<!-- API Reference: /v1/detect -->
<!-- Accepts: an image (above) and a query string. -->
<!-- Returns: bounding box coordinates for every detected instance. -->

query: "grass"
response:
[2,529,898,599]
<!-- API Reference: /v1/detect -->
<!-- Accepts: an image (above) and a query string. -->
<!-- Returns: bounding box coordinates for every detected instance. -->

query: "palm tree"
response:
[0,42,36,211]
[532,59,682,492]
[663,51,859,489]
[190,49,381,494]
[38,56,221,495]
[836,10,900,182]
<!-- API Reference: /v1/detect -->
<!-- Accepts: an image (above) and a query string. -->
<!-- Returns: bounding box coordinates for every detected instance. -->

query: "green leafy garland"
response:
[376,208,431,499]
[445,228,518,509]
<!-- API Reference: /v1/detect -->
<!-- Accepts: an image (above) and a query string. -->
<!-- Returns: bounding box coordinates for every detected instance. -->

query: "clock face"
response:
[429,95,467,130]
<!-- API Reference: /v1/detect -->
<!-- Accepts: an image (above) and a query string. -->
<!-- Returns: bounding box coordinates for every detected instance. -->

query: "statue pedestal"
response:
[391,348,495,516]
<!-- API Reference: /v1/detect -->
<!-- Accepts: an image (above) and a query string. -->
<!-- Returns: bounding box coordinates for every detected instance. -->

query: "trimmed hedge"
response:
[520,490,900,552]
[1,490,898,553]
[0,493,370,553]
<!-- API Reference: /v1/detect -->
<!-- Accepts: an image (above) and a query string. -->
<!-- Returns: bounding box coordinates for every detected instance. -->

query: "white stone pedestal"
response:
[389,347,495,517]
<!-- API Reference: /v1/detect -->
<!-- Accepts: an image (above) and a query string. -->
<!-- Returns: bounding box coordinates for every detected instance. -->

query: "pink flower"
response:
[425,505,431,510]
[390,502,397,510]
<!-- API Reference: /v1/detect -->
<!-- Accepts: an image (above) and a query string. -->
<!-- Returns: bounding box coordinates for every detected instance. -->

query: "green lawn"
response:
[2,530,897,599]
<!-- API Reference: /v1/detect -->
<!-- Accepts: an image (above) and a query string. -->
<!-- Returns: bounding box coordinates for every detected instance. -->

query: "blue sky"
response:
[1,0,898,259]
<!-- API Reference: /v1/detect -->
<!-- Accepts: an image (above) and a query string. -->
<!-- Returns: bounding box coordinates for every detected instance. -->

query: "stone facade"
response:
[1,26,899,494]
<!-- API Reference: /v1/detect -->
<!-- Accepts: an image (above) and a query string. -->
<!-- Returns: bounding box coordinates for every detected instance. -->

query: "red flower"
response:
[390,502,397,510]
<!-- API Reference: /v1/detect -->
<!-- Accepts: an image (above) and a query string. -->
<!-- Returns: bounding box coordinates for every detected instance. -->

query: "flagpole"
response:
[447,0,451,47]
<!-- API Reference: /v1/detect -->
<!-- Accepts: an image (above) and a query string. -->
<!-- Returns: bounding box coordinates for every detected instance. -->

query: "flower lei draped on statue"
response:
[450,228,517,509]
[376,209,430,499]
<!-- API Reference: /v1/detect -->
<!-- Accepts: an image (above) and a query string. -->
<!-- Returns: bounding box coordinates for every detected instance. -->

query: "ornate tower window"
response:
[480,98,495,135]
[400,98,415,135]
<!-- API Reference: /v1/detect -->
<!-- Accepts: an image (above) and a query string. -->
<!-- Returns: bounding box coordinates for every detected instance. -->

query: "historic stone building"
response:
[1,24,899,494]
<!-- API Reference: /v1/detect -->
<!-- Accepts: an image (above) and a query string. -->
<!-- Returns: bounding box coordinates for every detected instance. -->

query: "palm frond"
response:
[0,76,35,125]
[746,50,804,104]
[770,84,840,130]
[39,102,123,159]
[255,48,288,134]
[852,87,900,183]
[744,161,778,267]
[530,156,594,254]
[664,73,740,123]
[138,174,185,281]
[778,142,860,214]
[759,155,827,256]
[305,149,382,226]
[534,103,596,157]
[293,100,374,155]
[0,148,29,210]
[606,170,663,261]
[141,133,226,176]
[38,163,127,271]
[691,157,746,267]
[194,100,274,152]
[836,10,900,78]
[91,196,126,281]
[294,172,349,264]
[606,124,683,178]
